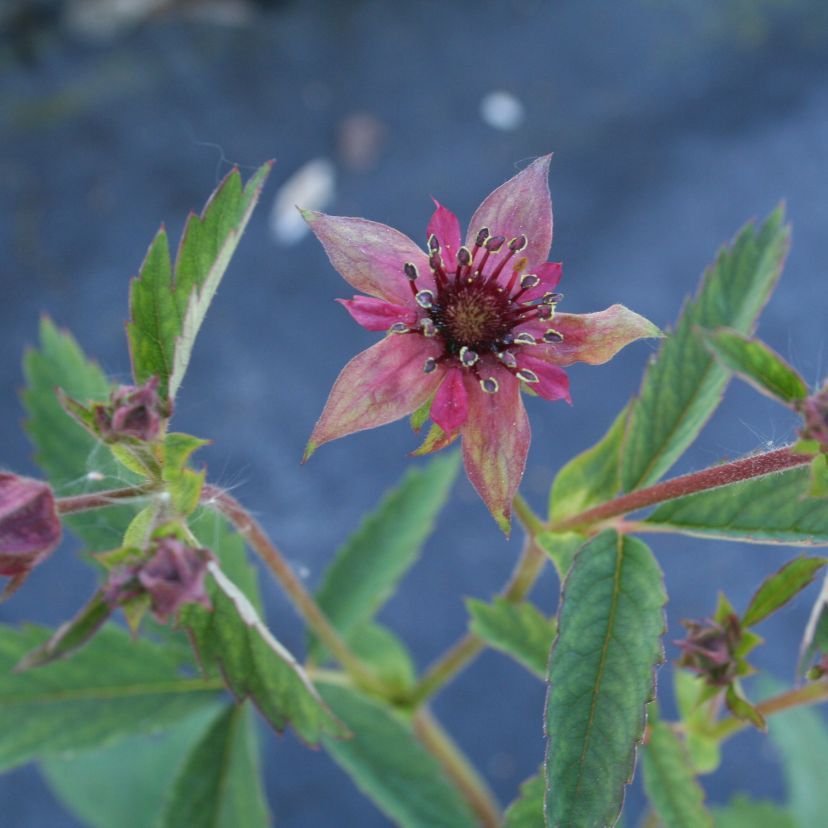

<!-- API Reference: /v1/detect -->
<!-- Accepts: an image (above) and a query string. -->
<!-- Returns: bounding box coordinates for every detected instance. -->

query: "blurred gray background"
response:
[2,0,828,824]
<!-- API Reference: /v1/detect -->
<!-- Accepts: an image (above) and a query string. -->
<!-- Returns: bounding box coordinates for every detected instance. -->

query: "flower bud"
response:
[674,613,742,687]
[0,474,61,593]
[95,376,170,443]
[799,382,828,449]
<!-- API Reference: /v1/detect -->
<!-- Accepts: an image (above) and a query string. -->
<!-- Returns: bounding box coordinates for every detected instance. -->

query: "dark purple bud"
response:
[799,382,828,448]
[674,615,742,687]
[0,474,61,592]
[98,376,169,443]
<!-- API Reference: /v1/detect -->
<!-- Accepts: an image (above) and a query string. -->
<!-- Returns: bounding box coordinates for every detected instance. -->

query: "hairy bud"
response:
[95,376,170,442]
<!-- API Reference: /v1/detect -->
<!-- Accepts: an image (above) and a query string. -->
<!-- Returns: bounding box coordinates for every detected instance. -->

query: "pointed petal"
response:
[521,261,563,302]
[517,354,571,402]
[460,365,529,534]
[305,334,443,459]
[336,297,418,331]
[431,368,469,433]
[302,210,432,305]
[427,200,462,268]
[466,155,553,267]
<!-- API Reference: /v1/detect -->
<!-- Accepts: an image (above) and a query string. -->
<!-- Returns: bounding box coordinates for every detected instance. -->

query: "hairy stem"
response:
[414,707,501,828]
[202,485,387,695]
[57,485,155,514]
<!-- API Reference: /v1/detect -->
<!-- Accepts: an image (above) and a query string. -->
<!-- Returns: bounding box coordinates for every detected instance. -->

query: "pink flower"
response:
[302,155,658,531]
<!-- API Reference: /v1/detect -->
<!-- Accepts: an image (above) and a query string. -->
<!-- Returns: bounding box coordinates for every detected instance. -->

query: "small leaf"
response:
[122,505,157,548]
[347,622,416,694]
[409,395,433,433]
[535,530,587,579]
[702,328,808,404]
[503,772,544,828]
[809,453,828,498]
[725,682,766,731]
[545,531,666,827]
[466,597,556,679]
[712,795,797,828]
[309,453,460,662]
[645,466,828,545]
[411,422,458,456]
[641,718,713,827]
[742,556,827,627]
[799,572,828,677]
[158,704,270,828]
[319,684,478,828]
[673,671,721,775]
[622,207,790,491]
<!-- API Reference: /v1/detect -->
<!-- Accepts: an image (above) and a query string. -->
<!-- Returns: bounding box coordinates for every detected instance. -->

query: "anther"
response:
[520,274,540,289]
[543,292,563,304]
[423,357,437,374]
[420,317,437,337]
[537,305,555,321]
[403,262,419,281]
[459,346,479,367]
[508,235,528,252]
[427,234,440,253]
[498,350,517,368]
[480,377,499,394]
[544,329,564,343]
[389,322,410,334]
[514,332,537,345]
[484,235,505,253]
[457,247,472,268]
[516,368,539,384]
[474,228,489,247]
[415,290,435,309]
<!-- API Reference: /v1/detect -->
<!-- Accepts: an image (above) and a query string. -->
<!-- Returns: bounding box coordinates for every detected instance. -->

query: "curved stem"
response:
[57,485,155,514]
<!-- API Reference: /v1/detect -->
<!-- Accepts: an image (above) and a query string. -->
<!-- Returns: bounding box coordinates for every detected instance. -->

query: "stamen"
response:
[516,368,539,383]
[428,234,440,253]
[537,304,555,321]
[456,246,472,279]
[508,235,528,252]
[389,322,410,334]
[544,329,564,343]
[420,317,437,337]
[520,274,540,289]
[415,290,435,309]
[543,292,564,304]
[485,235,505,253]
[514,332,537,345]
[459,346,479,367]
[474,228,489,248]
[498,350,517,368]
[403,262,419,281]
[429,252,448,288]
[480,377,499,394]
[423,357,438,373]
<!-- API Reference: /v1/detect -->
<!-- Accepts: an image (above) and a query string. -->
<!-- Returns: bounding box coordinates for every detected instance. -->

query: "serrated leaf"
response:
[641,719,713,827]
[181,562,344,744]
[309,453,460,663]
[0,624,222,770]
[712,795,796,828]
[466,597,556,679]
[127,163,272,400]
[503,772,544,828]
[742,556,827,628]
[41,704,222,828]
[703,329,807,405]
[545,531,666,828]
[22,318,139,551]
[549,405,629,522]
[645,466,828,544]
[347,622,416,694]
[799,572,828,677]
[622,207,790,491]
[536,530,587,579]
[319,684,478,828]
[158,704,270,828]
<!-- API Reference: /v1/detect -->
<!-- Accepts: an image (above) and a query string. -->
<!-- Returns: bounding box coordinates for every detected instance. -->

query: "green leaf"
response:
[799,572,828,677]
[549,405,629,522]
[22,317,139,551]
[347,622,416,694]
[0,623,221,770]
[725,682,765,731]
[319,684,478,828]
[645,466,828,544]
[712,795,796,828]
[466,597,556,679]
[180,562,344,744]
[622,207,790,491]
[702,329,808,405]
[42,704,222,828]
[158,704,270,828]
[127,163,272,400]
[536,530,587,580]
[641,719,712,827]
[309,453,460,663]
[742,556,827,628]
[673,671,721,775]
[809,454,828,498]
[545,531,666,827]
[503,772,544,828]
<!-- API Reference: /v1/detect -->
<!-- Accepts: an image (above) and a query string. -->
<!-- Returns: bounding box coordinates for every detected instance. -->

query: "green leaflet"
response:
[645,466,828,544]
[535,530,587,579]
[22,317,139,551]
[742,556,827,628]
[712,795,796,828]
[622,207,790,491]
[158,705,270,828]
[127,163,272,400]
[0,624,221,770]
[799,572,828,677]
[466,597,556,679]
[42,705,222,828]
[641,719,712,828]
[347,622,417,695]
[503,772,545,828]
[673,671,721,775]
[319,684,478,828]
[702,329,808,405]
[308,453,460,663]
[545,531,666,828]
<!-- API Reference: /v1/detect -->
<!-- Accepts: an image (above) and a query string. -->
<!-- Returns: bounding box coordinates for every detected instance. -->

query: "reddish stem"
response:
[57,486,152,515]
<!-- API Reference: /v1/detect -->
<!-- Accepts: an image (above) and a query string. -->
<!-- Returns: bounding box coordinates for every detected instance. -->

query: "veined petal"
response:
[302,210,432,305]
[521,261,563,303]
[431,367,469,433]
[517,354,571,402]
[460,366,529,535]
[304,334,443,459]
[466,155,553,268]
[427,200,462,267]
[336,297,418,331]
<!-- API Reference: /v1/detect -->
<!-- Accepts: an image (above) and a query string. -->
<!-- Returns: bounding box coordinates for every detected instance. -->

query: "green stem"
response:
[413,707,501,828]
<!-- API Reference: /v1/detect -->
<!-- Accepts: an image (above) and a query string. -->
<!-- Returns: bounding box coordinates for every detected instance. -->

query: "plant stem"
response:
[202,485,387,695]
[57,485,154,514]
[414,707,501,828]
[710,680,828,740]
[547,446,809,534]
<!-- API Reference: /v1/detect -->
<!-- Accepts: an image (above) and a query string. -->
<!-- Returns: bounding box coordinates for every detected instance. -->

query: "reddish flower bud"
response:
[799,382,828,449]
[95,376,169,442]
[0,474,61,595]
[674,614,743,687]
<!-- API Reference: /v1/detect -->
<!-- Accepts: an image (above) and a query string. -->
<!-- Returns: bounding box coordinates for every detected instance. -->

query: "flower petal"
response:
[465,155,553,268]
[460,365,529,535]
[304,334,443,459]
[431,368,469,433]
[302,210,432,304]
[427,200,462,268]
[521,261,563,303]
[336,297,418,331]
[517,354,571,402]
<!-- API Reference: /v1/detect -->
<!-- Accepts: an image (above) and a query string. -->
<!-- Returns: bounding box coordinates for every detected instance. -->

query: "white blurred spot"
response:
[480,91,526,132]
[270,158,336,246]
[65,0,167,39]
[294,564,311,580]
[338,113,387,172]
[86,471,105,482]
